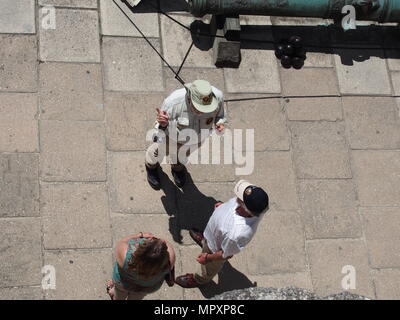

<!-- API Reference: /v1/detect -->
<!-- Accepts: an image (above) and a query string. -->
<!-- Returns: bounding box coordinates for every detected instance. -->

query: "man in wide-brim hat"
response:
[145,79,226,189]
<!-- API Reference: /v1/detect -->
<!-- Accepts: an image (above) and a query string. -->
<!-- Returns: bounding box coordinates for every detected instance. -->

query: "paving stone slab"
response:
[44,249,112,300]
[352,151,400,206]
[281,68,339,96]
[145,281,184,300]
[391,72,400,95]
[39,63,104,121]
[105,93,164,151]
[0,93,39,152]
[361,207,400,269]
[39,9,100,62]
[102,37,164,92]
[228,99,290,151]
[249,272,314,291]
[108,152,177,214]
[39,0,97,7]
[39,0,97,9]
[0,218,42,287]
[185,142,236,183]
[0,287,43,300]
[334,49,392,95]
[0,153,39,218]
[373,269,400,300]
[160,14,214,68]
[42,183,111,249]
[285,97,342,121]
[307,239,374,298]
[244,210,307,275]
[111,214,176,249]
[224,49,281,93]
[163,67,226,94]
[99,0,159,37]
[290,122,352,179]
[342,97,400,150]
[40,121,106,182]
[298,180,361,240]
[236,151,298,210]
[0,35,37,92]
[303,50,334,68]
[397,98,400,117]
[0,0,35,33]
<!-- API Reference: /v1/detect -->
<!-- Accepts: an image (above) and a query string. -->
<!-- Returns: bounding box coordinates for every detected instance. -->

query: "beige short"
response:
[194,240,226,284]
[145,137,201,171]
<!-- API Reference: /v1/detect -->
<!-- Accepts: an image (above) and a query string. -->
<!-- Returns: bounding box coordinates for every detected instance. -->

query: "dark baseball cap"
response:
[234,180,269,215]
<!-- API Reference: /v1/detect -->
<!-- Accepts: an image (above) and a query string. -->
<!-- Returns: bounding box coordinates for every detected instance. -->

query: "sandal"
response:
[175,273,200,288]
[189,229,204,247]
[106,280,115,300]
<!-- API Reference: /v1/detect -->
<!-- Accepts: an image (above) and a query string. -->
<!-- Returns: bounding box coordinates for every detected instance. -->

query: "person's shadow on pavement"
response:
[159,170,256,298]
[160,170,218,243]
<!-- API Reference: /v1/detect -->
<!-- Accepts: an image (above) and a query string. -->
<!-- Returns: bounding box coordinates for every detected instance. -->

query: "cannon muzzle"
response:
[188,0,400,23]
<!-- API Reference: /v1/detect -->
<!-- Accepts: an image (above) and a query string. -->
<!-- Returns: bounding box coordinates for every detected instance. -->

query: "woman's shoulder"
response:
[165,240,176,268]
[115,240,128,267]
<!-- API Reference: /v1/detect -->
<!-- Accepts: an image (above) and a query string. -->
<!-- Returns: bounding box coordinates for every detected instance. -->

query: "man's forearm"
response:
[206,250,232,262]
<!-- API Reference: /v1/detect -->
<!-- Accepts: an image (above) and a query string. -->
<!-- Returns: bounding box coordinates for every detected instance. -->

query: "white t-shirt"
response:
[204,197,263,259]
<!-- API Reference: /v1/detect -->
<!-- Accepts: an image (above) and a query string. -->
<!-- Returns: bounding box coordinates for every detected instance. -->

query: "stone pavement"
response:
[1,0,400,300]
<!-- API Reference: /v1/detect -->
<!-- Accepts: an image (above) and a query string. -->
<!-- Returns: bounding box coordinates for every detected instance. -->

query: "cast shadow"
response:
[199,261,257,299]
[118,0,400,66]
[120,0,188,13]
[239,23,400,66]
[159,170,218,244]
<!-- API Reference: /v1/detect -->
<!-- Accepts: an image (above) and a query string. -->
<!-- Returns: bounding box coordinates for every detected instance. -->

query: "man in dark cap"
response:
[175,180,269,288]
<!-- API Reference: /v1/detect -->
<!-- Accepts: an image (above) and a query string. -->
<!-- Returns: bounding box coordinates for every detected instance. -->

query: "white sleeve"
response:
[215,102,226,125]
[213,88,226,125]
[221,237,242,258]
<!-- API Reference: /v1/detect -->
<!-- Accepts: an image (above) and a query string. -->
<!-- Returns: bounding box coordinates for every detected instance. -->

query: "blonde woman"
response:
[107,232,176,300]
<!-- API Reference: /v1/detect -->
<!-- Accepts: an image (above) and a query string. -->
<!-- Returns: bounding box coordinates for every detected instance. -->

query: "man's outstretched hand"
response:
[156,108,169,128]
[215,123,225,133]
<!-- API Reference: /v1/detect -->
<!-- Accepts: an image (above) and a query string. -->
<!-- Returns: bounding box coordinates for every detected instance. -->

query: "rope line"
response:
[176,41,194,80]
[116,0,186,85]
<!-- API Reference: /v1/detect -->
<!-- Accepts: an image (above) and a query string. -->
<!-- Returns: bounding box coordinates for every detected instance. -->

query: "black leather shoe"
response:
[146,165,161,190]
[189,229,204,247]
[171,169,186,188]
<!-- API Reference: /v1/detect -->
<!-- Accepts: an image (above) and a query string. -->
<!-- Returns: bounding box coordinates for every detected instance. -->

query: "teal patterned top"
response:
[112,237,170,293]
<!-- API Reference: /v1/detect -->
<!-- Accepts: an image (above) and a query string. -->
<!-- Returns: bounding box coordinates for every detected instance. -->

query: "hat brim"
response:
[192,93,219,113]
[234,180,252,201]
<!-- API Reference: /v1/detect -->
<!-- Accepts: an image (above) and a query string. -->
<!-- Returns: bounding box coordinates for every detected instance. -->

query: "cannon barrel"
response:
[188,0,400,23]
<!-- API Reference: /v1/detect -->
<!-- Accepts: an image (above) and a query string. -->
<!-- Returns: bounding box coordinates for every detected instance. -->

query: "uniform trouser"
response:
[114,283,147,300]
[145,137,201,172]
[194,239,226,284]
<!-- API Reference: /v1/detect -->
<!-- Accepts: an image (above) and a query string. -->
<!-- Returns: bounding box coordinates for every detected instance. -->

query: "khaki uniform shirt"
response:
[155,87,226,145]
